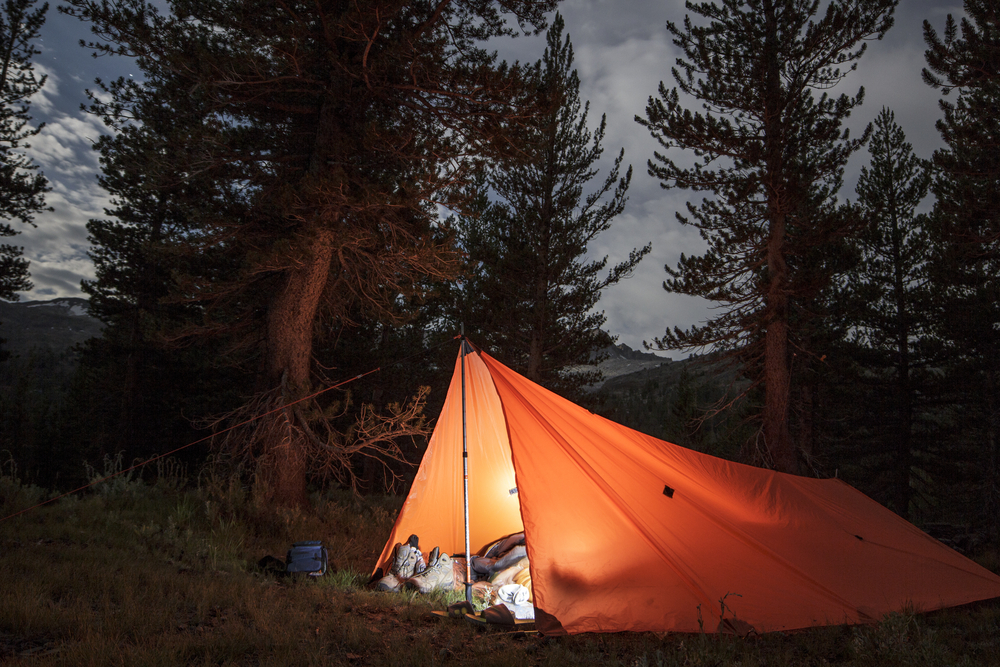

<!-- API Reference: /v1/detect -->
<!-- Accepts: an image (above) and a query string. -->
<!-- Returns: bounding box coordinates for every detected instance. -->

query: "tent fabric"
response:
[376,346,1000,635]
[375,345,524,570]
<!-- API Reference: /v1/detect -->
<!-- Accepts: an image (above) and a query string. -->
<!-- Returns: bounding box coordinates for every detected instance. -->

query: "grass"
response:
[1,463,999,666]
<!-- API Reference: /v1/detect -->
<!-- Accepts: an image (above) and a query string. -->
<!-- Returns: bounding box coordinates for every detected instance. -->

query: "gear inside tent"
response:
[374,341,1000,635]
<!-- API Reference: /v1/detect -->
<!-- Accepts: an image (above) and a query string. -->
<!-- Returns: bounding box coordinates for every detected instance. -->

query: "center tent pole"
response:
[460,332,473,606]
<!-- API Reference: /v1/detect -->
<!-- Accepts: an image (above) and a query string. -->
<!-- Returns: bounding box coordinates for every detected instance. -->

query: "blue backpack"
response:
[285,541,328,577]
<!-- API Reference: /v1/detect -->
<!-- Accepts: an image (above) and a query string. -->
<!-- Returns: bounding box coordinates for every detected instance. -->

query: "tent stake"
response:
[460,332,473,606]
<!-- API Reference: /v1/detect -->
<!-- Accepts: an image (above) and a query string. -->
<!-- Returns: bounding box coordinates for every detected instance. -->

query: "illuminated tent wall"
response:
[375,344,1000,635]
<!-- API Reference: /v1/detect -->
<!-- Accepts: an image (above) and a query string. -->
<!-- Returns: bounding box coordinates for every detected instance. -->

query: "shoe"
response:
[482,604,516,625]
[403,546,454,593]
[375,572,401,592]
[446,600,475,617]
[413,547,427,575]
[391,541,426,579]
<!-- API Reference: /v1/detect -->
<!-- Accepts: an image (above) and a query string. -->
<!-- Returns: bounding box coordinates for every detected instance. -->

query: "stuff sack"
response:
[286,541,328,577]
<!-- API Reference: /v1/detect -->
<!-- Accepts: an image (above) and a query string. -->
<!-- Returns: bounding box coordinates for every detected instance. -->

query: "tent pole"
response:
[460,331,473,606]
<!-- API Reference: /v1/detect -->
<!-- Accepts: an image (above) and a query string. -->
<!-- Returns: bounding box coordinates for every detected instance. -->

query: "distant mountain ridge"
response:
[0,297,104,356]
[601,343,665,363]
[0,299,688,415]
[572,343,672,390]
[0,300,669,385]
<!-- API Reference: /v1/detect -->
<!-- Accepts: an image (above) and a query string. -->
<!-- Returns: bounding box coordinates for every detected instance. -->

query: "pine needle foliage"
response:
[453,13,649,399]
[636,0,896,472]
[923,0,1000,537]
[836,108,939,518]
[0,0,49,302]
[63,0,557,507]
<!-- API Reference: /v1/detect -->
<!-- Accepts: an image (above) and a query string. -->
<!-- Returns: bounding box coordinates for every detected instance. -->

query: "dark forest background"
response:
[1,0,998,554]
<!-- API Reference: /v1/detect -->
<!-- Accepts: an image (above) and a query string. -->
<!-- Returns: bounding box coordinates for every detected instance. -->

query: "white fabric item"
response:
[501,601,535,620]
[497,583,530,606]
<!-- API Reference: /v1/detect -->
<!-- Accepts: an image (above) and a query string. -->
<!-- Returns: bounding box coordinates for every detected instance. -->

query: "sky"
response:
[14,0,963,355]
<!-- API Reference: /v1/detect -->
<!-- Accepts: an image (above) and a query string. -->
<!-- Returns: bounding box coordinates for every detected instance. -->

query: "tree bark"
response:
[761,0,797,474]
[527,127,557,384]
[764,213,796,473]
[261,228,335,508]
[986,364,1000,540]
[891,206,913,518]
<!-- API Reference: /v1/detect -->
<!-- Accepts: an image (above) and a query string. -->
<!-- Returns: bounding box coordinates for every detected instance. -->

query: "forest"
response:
[1,0,998,555]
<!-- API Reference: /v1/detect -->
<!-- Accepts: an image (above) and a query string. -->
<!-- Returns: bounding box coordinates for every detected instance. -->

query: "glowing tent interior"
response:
[374,342,1000,635]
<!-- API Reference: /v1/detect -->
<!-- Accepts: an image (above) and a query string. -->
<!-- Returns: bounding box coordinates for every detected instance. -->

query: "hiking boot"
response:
[403,546,455,593]
[412,546,427,575]
[391,542,410,577]
[391,541,426,579]
[376,539,424,593]
[375,572,401,592]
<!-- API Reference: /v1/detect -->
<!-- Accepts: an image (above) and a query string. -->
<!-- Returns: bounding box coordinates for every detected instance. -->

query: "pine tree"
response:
[75,65,245,465]
[65,0,555,506]
[841,107,934,518]
[923,0,1000,535]
[452,13,649,398]
[636,0,896,473]
[0,0,49,360]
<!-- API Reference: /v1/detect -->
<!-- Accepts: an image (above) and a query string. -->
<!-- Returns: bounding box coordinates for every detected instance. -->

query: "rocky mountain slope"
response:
[571,343,673,389]
[0,297,104,356]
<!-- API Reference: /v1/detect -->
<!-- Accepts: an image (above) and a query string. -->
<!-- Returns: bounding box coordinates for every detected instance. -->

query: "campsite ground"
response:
[2,463,999,666]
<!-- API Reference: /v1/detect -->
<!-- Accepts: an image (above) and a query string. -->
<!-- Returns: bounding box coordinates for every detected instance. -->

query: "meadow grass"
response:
[1,463,999,666]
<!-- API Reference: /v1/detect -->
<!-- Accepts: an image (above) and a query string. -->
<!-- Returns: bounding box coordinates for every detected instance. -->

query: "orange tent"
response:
[375,343,1000,635]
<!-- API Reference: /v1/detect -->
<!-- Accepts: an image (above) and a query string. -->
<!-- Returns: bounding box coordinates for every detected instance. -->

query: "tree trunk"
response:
[528,280,546,382]
[528,133,557,384]
[891,208,913,518]
[764,227,796,473]
[261,229,335,508]
[986,363,1000,540]
[761,0,797,474]
[892,358,913,518]
[797,374,816,469]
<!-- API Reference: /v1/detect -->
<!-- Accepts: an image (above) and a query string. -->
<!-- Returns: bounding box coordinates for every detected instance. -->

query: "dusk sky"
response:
[16,0,961,354]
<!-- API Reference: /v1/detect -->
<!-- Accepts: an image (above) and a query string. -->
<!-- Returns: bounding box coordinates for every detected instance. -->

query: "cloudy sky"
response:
[15,0,961,354]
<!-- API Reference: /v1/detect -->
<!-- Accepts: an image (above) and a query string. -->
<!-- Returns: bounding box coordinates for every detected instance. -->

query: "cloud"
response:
[14,155,109,300]
[837,4,954,196]
[30,62,61,116]
[14,196,103,300]
[558,0,686,45]
[14,54,112,301]
[23,262,95,298]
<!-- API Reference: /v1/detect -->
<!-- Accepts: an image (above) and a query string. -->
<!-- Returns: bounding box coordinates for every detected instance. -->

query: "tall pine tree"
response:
[452,13,649,398]
[636,0,896,473]
[66,0,555,507]
[840,107,935,518]
[75,59,244,466]
[923,0,1000,536]
[0,0,49,360]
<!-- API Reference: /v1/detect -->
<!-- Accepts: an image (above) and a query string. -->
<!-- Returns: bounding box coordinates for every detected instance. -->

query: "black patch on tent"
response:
[509,487,518,496]
[855,534,864,541]
[663,485,674,498]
